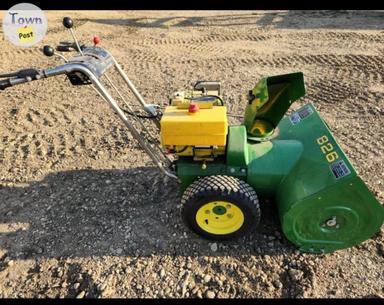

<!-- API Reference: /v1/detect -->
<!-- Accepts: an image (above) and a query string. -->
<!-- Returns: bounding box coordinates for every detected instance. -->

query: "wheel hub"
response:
[196,201,244,235]
[212,205,227,215]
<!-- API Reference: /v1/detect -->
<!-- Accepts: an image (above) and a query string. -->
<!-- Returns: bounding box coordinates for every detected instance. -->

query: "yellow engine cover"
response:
[160,106,228,146]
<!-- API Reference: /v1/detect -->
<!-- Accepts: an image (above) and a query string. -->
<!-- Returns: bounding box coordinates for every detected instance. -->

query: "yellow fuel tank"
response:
[160,105,228,146]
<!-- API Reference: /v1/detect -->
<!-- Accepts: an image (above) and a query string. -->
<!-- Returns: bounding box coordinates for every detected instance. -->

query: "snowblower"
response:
[1,17,383,253]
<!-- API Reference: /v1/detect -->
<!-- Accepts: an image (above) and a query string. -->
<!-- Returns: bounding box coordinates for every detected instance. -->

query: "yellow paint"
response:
[17,25,35,43]
[160,106,228,146]
[195,201,244,235]
[316,134,339,163]
[250,119,274,137]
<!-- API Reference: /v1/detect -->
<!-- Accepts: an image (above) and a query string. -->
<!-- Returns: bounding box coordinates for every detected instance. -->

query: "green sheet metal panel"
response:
[273,103,383,252]
[244,72,305,138]
[226,125,249,167]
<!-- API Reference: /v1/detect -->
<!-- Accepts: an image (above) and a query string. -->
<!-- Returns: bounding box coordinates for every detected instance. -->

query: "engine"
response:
[160,82,228,161]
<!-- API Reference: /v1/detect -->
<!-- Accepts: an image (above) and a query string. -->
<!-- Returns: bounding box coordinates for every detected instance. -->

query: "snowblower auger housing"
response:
[1,17,383,253]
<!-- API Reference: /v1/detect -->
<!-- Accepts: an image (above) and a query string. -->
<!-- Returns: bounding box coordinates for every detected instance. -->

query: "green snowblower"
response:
[1,17,382,253]
[171,73,384,253]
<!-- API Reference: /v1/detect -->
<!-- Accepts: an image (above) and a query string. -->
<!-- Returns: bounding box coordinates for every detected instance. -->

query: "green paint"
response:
[177,157,229,193]
[226,125,249,167]
[177,72,383,253]
[244,72,305,138]
[247,103,384,253]
[247,139,303,196]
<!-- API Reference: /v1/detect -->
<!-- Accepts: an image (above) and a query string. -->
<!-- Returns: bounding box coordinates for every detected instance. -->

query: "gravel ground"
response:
[0,10,383,298]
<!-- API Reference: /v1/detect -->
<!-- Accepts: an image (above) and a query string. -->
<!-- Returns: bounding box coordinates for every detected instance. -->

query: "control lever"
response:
[43,45,54,57]
[43,45,68,62]
[63,17,84,56]
[93,36,101,47]
[63,17,73,29]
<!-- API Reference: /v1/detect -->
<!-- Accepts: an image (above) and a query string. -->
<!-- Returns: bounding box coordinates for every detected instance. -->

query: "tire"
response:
[181,175,261,240]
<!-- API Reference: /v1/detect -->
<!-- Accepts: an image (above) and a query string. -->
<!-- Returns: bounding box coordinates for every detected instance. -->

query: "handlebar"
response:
[0,75,39,90]
[0,68,40,79]
[0,77,32,90]
[0,79,12,90]
[0,68,45,90]
[0,57,110,91]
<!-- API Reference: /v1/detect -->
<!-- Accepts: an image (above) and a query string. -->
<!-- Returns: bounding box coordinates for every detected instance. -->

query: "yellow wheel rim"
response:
[195,201,244,235]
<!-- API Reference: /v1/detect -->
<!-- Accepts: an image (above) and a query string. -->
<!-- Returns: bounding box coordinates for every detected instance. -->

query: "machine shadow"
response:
[0,167,295,261]
[91,10,384,30]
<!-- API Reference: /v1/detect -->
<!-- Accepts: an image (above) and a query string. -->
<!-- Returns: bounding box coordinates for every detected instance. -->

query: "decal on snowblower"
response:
[316,134,351,179]
[316,135,339,163]
[330,160,351,179]
[289,105,314,125]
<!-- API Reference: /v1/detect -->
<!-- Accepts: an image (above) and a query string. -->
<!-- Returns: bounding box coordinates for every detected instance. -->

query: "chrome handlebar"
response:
[0,45,178,180]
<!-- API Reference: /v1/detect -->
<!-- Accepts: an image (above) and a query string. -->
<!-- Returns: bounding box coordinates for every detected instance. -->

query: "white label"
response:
[289,105,314,125]
[330,160,351,179]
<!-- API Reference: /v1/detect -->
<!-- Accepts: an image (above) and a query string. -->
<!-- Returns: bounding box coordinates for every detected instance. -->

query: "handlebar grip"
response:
[16,69,40,79]
[0,79,12,90]
[56,45,72,52]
